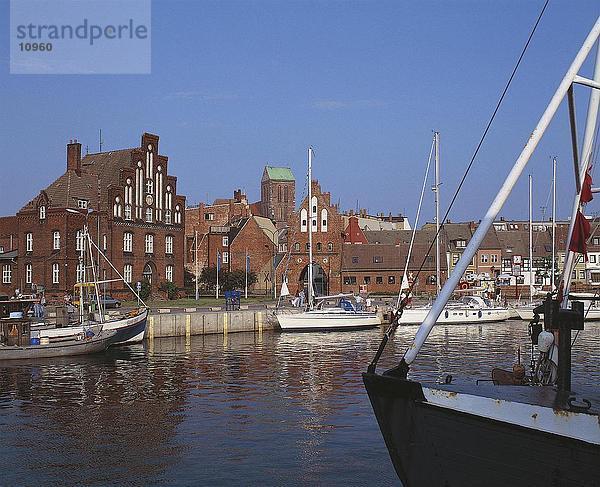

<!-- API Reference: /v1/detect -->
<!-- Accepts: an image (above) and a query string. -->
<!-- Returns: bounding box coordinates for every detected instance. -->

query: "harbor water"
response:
[1,320,599,486]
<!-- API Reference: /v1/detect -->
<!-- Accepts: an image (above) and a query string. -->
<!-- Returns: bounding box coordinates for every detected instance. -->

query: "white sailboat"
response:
[276,148,381,331]
[398,132,509,325]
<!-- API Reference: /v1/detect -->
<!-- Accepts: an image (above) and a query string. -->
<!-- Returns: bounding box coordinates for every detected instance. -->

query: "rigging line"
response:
[398,0,550,295]
[396,137,436,309]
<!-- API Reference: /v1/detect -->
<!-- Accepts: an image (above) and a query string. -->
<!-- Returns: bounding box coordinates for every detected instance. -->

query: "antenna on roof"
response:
[99,129,104,152]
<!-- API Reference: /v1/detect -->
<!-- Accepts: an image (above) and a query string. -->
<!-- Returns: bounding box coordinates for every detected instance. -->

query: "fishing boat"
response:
[363,17,600,486]
[276,148,381,331]
[38,223,148,345]
[396,132,509,326]
[0,319,115,360]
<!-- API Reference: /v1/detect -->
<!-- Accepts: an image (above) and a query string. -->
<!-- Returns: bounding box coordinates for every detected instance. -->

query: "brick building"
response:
[0,133,186,299]
[260,166,295,227]
[284,181,344,296]
[185,190,251,274]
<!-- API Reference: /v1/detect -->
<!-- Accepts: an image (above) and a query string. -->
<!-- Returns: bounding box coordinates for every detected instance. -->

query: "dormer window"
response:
[39,206,46,220]
[77,199,88,209]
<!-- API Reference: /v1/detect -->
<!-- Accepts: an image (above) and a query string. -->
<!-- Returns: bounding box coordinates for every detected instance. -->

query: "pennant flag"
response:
[581,165,594,204]
[246,254,250,273]
[569,210,591,258]
[400,274,410,291]
[217,250,221,272]
[280,281,290,297]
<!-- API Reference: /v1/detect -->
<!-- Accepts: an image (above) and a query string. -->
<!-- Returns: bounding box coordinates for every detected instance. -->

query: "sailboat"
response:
[37,224,148,345]
[363,18,600,486]
[276,148,381,331]
[398,132,509,325]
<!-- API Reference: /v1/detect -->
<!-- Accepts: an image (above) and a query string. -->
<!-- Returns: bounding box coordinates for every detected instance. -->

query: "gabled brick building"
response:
[0,133,186,299]
[284,181,344,296]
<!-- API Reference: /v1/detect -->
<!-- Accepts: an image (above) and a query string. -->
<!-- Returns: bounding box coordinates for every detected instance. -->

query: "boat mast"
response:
[529,175,533,303]
[434,131,441,293]
[551,157,557,291]
[561,44,600,303]
[401,18,600,368]
[307,147,314,310]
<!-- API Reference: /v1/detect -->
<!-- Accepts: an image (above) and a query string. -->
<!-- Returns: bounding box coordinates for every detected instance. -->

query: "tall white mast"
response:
[307,147,314,310]
[402,18,600,366]
[551,157,557,291]
[529,175,534,303]
[434,132,441,292]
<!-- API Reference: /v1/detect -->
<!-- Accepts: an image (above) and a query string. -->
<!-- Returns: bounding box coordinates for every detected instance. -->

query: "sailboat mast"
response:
[434,132,441,292]
[402,18,600,367]
[551,157,557,291]
[307,147,314,310]
[529,175,533,303]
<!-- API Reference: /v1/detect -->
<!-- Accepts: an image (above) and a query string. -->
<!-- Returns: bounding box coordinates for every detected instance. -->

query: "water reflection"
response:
[0,321,598,486]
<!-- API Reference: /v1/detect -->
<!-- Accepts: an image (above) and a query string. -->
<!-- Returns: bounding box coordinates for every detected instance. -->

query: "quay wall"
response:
[145,308,277,339]
[143,307,390,339]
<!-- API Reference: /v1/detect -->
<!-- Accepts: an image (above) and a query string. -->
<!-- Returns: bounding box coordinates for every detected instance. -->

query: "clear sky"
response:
[1,1,599,225]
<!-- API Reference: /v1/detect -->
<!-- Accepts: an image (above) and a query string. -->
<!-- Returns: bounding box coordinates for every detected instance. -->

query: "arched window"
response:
[321,208,328,232]
[175,205,181,224]
[328,242,333,252]
[113,196,122,218]
[39,206,46,220]
[300,208,308,232]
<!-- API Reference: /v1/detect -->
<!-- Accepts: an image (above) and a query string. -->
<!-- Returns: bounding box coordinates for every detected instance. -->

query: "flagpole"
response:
[245,248,248,300]
[216,250,220,300]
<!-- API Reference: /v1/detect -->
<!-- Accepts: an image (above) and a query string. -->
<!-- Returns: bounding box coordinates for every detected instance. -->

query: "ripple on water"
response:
[0,320,597,486]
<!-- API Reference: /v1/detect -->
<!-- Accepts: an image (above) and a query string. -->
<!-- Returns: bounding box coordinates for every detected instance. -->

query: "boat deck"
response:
[428,381,600,415]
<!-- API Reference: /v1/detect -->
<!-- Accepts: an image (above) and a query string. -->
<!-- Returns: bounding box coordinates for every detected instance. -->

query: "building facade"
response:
[0,133,186,299]
[260,166,295,227]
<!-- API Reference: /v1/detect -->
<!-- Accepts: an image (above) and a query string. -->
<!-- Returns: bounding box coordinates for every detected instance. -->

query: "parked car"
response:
[91,295,121,309]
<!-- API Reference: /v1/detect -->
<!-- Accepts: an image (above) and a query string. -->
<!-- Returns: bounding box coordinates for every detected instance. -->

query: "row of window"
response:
[2,263,175,285]
[344,275,396,285]
[124,233,174,255]
[20,231,175,256]
[114,203,182,224]
[293,242,334,252]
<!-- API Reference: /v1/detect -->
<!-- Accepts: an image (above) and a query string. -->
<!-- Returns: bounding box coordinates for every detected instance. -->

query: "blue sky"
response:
[1,0,599,225]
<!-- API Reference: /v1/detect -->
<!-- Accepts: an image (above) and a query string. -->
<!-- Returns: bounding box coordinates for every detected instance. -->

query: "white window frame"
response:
[77,199,88,209]
[52,263,60,284]
[166,265,173,283]
[165,235,173,255]
[53,231,60,250]
[146,207,153,223]
[25,263,32,284]
[26,232,33,252]
[222,251,229,264]
[2,265,11,284]
[39,206,46,220]
[145,234,154,254]
[124,264,133,283]
[76,262,85,283]
[123,232,133,253]
[124,204,132,220]
[222,236,229,247]
[76,230,84,251]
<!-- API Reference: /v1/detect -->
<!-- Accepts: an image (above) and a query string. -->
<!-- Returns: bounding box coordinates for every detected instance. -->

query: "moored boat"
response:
[363,16,600,487]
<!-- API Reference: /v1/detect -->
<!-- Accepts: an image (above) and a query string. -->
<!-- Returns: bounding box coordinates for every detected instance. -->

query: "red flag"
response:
[569,210,591,258]
[581,166,593,204]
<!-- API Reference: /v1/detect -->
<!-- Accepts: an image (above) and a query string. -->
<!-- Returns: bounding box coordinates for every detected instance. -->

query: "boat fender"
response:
[444,374,453,384]
[537,331,554,353]
[478,310,482,318]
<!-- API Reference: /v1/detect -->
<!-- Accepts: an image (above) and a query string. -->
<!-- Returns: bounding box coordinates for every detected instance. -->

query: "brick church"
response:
[0,133,186,299]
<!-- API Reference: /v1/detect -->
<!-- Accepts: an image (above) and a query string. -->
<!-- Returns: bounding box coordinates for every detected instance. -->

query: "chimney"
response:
[67,139,82,176]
